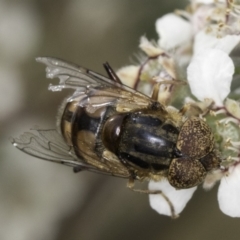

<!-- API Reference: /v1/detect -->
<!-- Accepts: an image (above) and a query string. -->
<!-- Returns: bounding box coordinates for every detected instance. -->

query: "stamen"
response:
[226,146,239,153]
[211,109,227,116]
[230,141,240,147]
[218,117,239,125]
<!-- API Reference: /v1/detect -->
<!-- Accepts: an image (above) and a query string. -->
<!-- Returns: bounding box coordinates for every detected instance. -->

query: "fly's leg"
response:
[103,62,122,84]
[179,99,214,117]
[151,82,161,101]
[151,79,186,105]
[127,177,178,218]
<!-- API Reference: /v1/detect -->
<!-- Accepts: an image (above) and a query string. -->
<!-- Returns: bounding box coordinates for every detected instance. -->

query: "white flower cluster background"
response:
[119,0,240,219]
[2,0,240,240]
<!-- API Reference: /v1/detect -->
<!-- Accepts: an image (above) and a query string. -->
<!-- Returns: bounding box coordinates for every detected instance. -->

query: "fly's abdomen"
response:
[60,97,108,159]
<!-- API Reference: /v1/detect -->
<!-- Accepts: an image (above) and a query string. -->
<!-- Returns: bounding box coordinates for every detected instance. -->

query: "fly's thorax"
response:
[102,109,180,176]
[102,113,129,154]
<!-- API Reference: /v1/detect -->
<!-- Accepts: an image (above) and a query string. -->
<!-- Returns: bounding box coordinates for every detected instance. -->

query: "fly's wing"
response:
[11,127,131,177]
[11,128,81,167]
[36,57,161,111]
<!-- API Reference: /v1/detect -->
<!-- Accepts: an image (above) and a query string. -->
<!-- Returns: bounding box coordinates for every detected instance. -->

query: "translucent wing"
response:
[11,128,89,168]
[11,128,131,177]
[36,57,160,111]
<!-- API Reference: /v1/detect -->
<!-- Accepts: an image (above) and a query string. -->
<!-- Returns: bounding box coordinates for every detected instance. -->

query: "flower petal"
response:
[194,30,240,55]
[148,180,197,217]
[225,98,240,119]
[187,49,234,106]
[139,36,164,57]
[116,65,140,88]
[156,13,192,49]
[218,165,240,217]
[203,169,225,190]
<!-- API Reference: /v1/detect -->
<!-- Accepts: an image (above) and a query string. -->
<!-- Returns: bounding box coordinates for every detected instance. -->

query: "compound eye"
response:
[199,151,220,171]
[177,117,214,159]
[168,157,207,189]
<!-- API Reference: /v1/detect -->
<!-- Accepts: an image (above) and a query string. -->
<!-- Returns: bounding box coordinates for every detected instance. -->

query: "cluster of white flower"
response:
[117,0,240,218]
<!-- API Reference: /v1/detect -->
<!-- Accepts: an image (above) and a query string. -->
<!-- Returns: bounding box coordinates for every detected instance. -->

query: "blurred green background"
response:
[1,0,240,239]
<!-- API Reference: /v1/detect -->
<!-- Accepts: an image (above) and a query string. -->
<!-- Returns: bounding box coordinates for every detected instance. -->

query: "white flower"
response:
[156,13,192,50]
[116,65,140,88]
[156,0,240,57]
[139,36,164,57]
[218,165,240,217]
[146,0,240,218]
[194,30,240,55]
[149,45,236,216]
[187,48,234,106]
[111,0,240,218]
[149,180,197,218]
